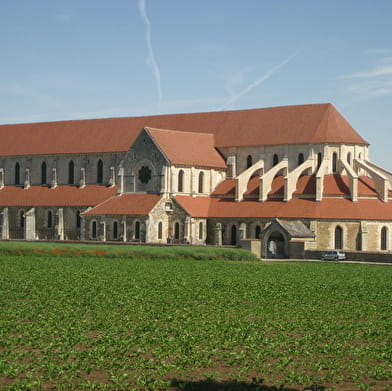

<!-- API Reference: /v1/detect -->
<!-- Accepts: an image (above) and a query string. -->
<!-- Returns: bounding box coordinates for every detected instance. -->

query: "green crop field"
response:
[0,243,391,390]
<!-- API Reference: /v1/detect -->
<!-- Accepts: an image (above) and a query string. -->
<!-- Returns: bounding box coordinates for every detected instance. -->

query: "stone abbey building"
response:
[0,103,391,258]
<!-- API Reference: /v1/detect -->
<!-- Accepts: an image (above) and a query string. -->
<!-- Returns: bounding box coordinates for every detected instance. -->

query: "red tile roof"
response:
[0,103,367,156]
[146,127,226,168]
[174,195,392,221]
[0,185,117,206]
[82,193,162,215]
[212,175,380,199]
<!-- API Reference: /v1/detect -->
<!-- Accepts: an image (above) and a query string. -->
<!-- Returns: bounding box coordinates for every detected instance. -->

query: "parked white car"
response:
[321,250,346,261]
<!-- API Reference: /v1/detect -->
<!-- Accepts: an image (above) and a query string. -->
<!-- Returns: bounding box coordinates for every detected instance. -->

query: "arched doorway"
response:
[334,226,343,250]
[230,225,237,246]
[255,225,261,239]
[174,222,180,241]
[113,221,118,240]
[97,159,104,184]
[135,221,140,240]
[266,231,286,259]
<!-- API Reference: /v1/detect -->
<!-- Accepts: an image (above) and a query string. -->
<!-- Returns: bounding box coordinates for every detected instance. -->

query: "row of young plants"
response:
[0,252,391,390]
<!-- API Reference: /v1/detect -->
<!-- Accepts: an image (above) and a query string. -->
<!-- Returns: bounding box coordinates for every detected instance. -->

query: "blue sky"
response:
[1,0,391,169]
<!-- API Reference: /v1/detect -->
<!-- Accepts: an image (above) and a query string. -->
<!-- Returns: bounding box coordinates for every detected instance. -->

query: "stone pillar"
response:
[0,168,4,189]
[171,168,177,194]
[215,222,222,246]
[56,208,64,240]
[227,156,236,178]
[80,215,86,241]
[117,167,124,195]
[161,166,169,194]
[121,219,127,242]
[24,169,31,189]
[51,168,57,189]
[25,208,36,240]
[100,220,106,242]
[79,168,86,188]
[316,175,324,202]
[1,208,9,239]
[360,221,368,251]
[185,216,192,244]
[146,218,155,243]
[190,167,195,194]
[108,167,116,187]
[239,223,247,240]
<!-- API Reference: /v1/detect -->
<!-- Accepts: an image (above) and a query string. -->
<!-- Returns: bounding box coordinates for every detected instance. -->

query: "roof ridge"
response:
[0,103,334,127]
[81,194,119,214]
[145,126,214,137]
[312,104,332,142]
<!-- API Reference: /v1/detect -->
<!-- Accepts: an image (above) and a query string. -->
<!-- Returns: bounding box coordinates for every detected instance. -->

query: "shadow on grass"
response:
[169,378,326,391]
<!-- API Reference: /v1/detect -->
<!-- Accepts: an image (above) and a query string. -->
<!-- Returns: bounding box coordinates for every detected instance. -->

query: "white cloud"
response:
[347,79,392,97]
[340,56,392,79]
[341,65,392,79]
[0,84,61,108]
[218,52,298,110]
[138,0,162,113]
[340,56,392,98]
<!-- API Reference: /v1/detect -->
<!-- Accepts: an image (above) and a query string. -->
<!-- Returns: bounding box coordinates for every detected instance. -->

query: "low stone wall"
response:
[239,239,261,258]
[305,250,392,263]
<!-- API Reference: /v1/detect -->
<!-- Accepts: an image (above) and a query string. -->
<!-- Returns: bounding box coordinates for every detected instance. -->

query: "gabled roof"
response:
[0,103,367,156]
[82,193,162,216]
[0,185,117,206]
[264,218,315,238]
[145,127,227,168]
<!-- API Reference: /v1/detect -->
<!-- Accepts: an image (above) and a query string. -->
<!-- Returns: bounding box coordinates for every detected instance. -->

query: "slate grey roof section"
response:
[276,218,315,238]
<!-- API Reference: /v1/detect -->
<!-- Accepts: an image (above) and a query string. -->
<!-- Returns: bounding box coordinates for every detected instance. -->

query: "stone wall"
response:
[305,249,392,263]
[315,220,392,252]
[0,152,123,187]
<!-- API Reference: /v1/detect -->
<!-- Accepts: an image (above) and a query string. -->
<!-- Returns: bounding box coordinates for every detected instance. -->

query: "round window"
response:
[138,166,152,184]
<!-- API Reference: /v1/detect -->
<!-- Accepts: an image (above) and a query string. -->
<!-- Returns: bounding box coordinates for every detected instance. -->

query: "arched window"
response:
[91,221,97,239]
[174,222,180,240]
[334,226,343,250]
[47,211,53,228]
[76,210,81,228]
[273,154,279,167]
[15,162,20,185]
[358,152,362,160]
[246,155,253,169]
[230,225,237,246]
[135,221,140,240]
[113,221,118,240]
[198,222,203,240]
[347,152,352,165]
[198,172,204,193]
[19,210,25,228]
[68,160,75,185]
[178,170,184,192]
[41,162,47,185]
[255,225,261,239]
[97,159,103,184]
[317,152,322,170]
[298,153,304,166]
[381,226,388,250]
[332,152,338,173]
[158,222,163,239]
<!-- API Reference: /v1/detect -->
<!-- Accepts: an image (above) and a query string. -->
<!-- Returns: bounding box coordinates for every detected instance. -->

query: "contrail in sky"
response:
[138,0,162,112]
[219,52,299,110]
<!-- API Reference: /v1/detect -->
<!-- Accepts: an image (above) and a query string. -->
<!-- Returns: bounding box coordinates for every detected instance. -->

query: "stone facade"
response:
[0,104,391,259]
